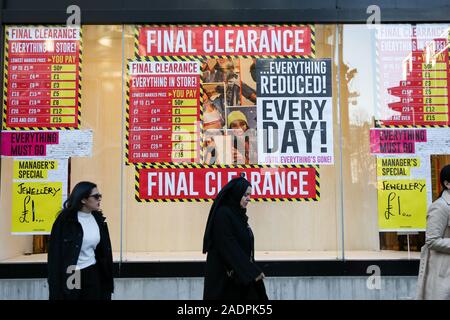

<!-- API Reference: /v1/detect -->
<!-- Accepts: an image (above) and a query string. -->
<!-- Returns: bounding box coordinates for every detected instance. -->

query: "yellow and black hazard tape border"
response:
[374,27,449,129]
[2,26,9,130]
[134,24,316,59]
[374,120,449,128]
[124,60,131,165]
[134,163,320,202]
[77,26,82,129]
[2,25,82,131]
[126,23,316,166]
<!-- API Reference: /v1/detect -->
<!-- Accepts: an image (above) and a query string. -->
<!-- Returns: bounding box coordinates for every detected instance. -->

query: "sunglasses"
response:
[88,193,102,200]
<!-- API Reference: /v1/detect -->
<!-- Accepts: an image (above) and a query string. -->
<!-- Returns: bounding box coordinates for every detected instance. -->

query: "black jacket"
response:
[203,205,266,300]
[47,210,114,300]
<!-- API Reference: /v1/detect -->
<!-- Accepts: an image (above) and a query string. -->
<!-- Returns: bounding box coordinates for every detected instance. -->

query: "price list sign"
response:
[384,46,449,126]
[3,26,81,129]
[377,28,450,127]
[128,61,201,164]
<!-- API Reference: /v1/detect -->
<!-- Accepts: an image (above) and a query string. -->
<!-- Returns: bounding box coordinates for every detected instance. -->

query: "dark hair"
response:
[250,61,256,82]
[215,85,224,94]
[62,181,97,214]
[439,164,450,197]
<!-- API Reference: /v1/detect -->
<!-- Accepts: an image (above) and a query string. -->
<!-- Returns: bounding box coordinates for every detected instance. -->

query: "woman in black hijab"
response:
[203,176,268,300]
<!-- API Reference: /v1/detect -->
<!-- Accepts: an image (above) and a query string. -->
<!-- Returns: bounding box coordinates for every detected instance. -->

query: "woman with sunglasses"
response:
[47,181,113,300]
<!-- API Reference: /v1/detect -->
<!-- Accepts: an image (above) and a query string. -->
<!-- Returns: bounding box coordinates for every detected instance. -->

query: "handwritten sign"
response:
[44,129,93,158]
[11,158,67,234]
[377,179,427,231]
[11,181,63,234]
[415,128,450,154]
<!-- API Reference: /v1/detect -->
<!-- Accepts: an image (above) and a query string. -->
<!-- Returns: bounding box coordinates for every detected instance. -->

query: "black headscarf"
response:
[202,176,251,253]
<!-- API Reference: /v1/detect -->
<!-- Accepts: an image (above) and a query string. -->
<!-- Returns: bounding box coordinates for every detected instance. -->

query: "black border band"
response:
[0,260,419,279]
[1,8,450,24]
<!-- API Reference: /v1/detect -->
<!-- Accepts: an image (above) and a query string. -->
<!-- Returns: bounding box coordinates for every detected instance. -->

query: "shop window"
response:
[1,23,449,264]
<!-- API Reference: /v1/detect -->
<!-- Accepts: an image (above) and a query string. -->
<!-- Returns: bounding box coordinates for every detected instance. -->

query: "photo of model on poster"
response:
[201,58,258,165]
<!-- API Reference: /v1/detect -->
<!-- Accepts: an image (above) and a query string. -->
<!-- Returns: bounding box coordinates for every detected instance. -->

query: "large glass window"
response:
[1,23,449,264]
[341,24,450,259]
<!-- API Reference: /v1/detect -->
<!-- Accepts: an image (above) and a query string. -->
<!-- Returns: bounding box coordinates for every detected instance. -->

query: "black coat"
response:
[47,210,114,300]
[203,205,267,300]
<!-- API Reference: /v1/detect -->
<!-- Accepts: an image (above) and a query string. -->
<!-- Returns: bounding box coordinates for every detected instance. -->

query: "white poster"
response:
[256,59,333,165]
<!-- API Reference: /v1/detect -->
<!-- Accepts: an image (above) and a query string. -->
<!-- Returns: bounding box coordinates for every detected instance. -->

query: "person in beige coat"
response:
[416,164,450,300]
